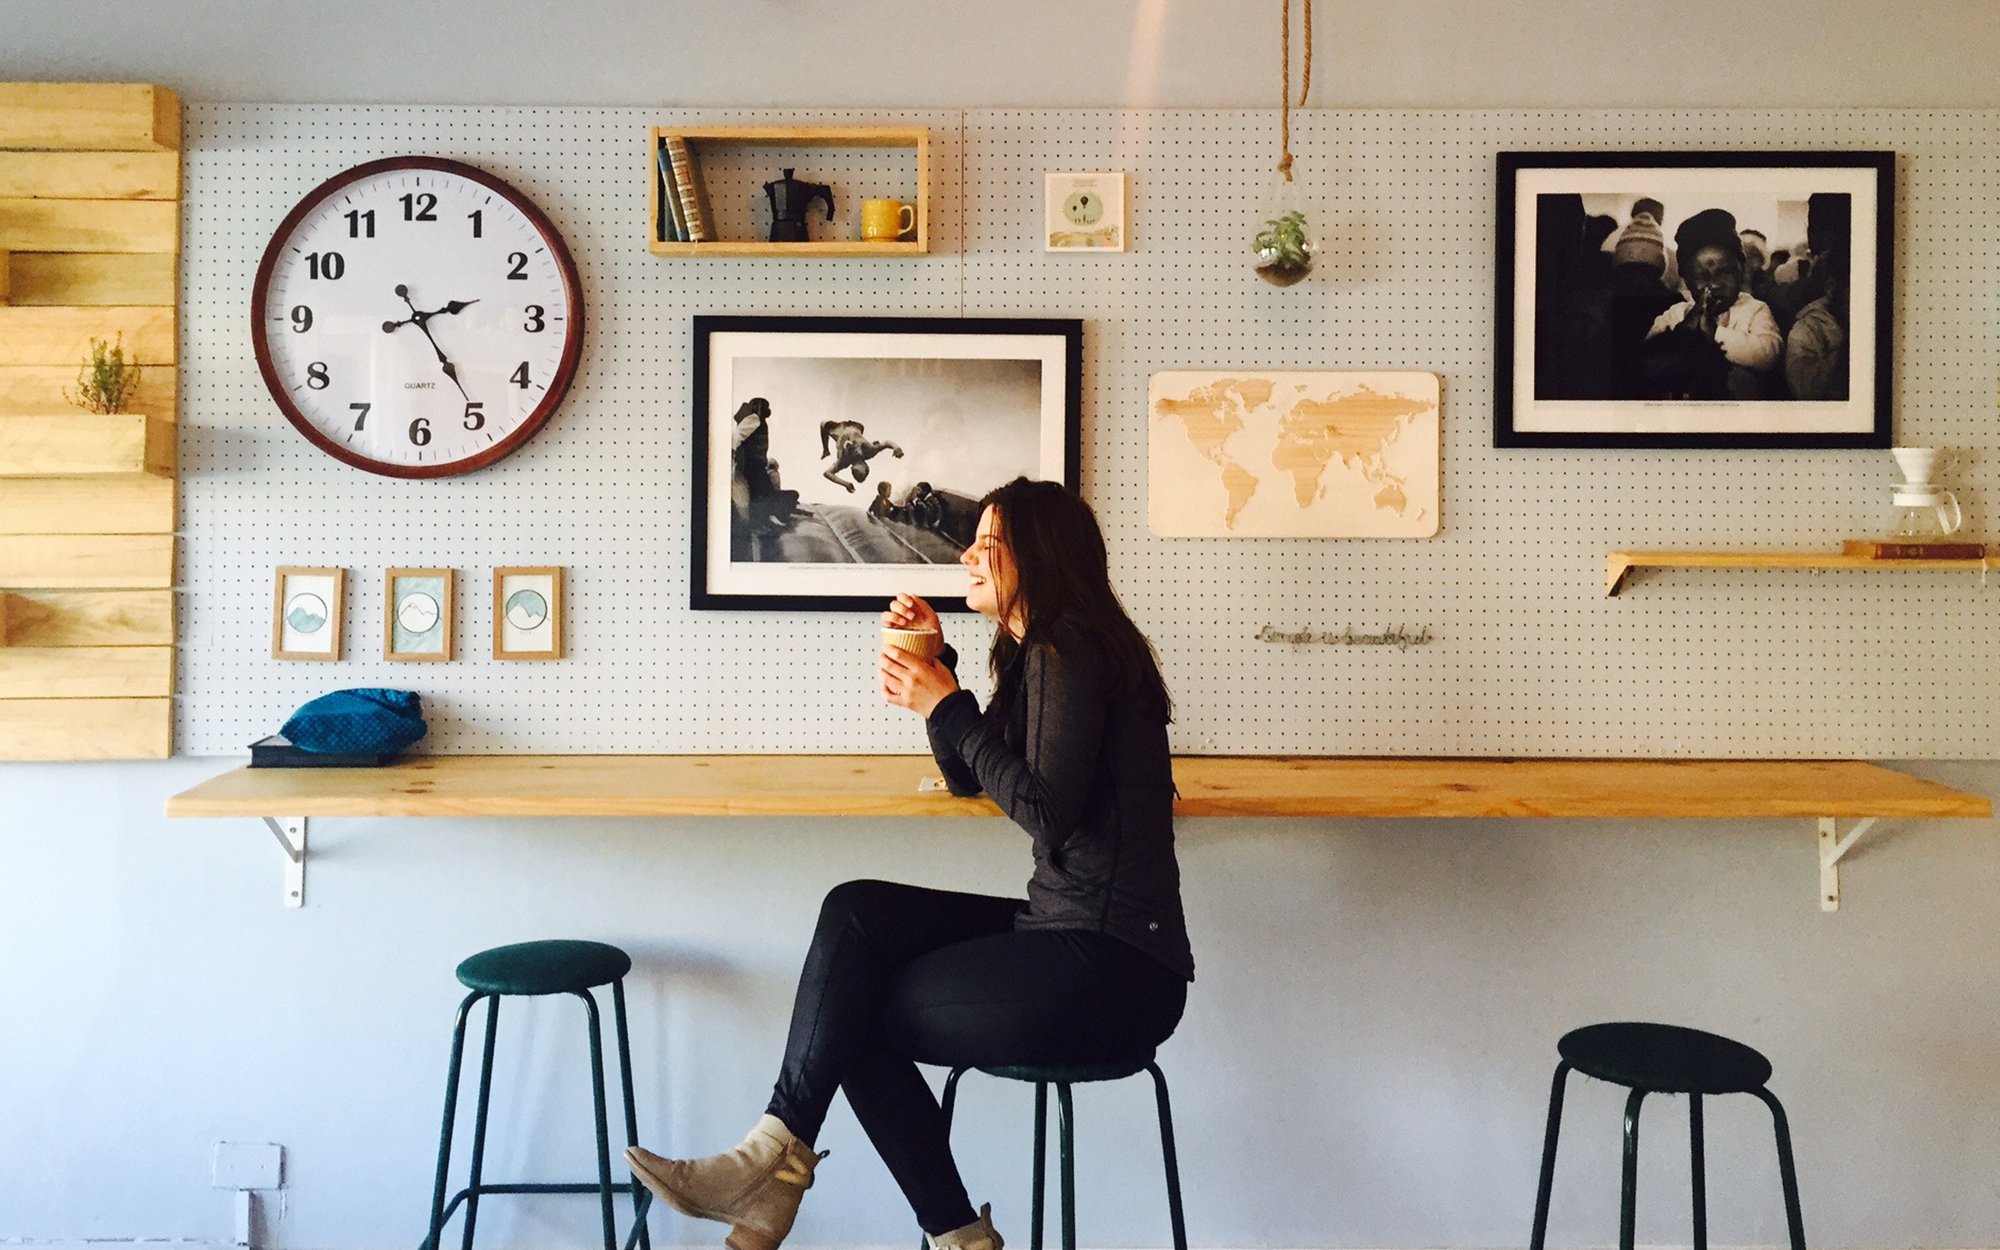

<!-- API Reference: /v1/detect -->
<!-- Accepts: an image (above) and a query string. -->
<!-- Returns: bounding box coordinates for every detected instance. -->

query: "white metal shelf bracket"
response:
[261,817,307,908]
[1817,816,1878,911]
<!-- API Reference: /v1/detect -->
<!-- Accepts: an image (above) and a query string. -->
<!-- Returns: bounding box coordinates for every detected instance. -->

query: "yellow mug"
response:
[861,199,916,242]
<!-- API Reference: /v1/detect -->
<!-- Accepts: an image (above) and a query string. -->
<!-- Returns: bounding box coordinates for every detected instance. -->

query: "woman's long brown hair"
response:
[979,478,1171,723]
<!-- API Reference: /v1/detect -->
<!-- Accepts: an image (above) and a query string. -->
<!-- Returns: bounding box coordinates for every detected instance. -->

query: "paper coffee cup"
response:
[882,626,943,659]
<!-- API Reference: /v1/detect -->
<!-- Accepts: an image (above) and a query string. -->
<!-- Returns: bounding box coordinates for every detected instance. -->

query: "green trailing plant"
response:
[1254,210,1315,286]
[66,334,143,414]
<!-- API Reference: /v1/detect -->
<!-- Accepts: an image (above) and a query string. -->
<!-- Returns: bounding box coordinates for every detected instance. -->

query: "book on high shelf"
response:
[655,143,687,242]
[665,135,712,242]
[1842,539,1986,560]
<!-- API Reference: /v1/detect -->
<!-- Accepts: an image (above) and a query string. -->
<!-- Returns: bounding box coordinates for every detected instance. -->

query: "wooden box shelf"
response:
[647,125,928,257]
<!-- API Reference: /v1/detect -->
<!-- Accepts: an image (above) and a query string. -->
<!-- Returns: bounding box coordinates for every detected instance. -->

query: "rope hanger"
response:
[1278,0,1314,181]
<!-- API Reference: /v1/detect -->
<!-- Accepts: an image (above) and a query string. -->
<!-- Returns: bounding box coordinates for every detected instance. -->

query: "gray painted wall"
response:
[5,0,2000,110]
[8,761,2000,1248]
[5,3,2000,1247]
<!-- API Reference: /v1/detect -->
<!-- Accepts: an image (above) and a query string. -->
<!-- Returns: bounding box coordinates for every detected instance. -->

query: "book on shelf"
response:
[665,135,713,242]
[1842,539,1986,560]
[655,142,687,242]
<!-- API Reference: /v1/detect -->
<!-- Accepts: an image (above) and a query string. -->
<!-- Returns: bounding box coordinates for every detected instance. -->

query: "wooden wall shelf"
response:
[647,125,928,257]
[0,82,180,760]
[1607,550,1991,596]
[167,755,1988,910]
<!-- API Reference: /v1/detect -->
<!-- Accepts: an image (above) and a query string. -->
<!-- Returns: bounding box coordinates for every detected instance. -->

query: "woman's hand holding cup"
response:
[881,593,940,636]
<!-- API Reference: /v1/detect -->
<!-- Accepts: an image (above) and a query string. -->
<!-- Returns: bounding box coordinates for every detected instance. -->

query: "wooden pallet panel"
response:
[0,645,171,698]
[0,363,174,416]
[0,589,173,646]
[0,413,173,477]
[0,476,174,534]
[0,150,180,199]
[9,252,176,305]
[0,534,173,589]
[0,696,171,759]
[0,84,181,152]
[0,197,178,252]
[0,307,175,365]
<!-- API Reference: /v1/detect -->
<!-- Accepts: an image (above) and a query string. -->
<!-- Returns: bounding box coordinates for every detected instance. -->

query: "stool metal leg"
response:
[1752,1087,1807,1250]
[1055,1083,1076,1250]
[575,989,619,1250]
[1689,1094,1707,1250]
[941,1066,967,1131]
[610,980,651,1250]
[460,996,503,1250]
[1145,1063,1189,1250]
[1619,1088,1648,1250]
[1031,1082,1049,1250]
[426,992,486,1250]
[1527,1060,1572,1250]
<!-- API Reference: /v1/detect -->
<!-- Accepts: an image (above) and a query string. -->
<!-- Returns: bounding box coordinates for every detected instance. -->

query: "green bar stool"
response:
[1528,1022,1807,1250]
[931,1055,1187,1250]
[423,939,652,1250]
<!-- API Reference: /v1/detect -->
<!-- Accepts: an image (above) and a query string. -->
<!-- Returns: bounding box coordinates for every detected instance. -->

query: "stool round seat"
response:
[456,940,634,997]
[980,1054,1155,1085]
[1558,1021,1773,1095]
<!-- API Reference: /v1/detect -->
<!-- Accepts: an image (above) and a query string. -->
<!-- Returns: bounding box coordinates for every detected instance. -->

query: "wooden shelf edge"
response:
[162,755,1992,822]
[1607,550,1992,596]
[648,240,928,257]
[652,125,928,146]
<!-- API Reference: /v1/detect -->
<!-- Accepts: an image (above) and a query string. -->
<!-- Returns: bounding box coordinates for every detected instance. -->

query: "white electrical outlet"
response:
[212,1141,284,1190]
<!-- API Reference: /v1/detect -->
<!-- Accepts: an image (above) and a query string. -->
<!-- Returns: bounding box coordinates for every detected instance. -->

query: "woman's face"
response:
[962,505,1020,631]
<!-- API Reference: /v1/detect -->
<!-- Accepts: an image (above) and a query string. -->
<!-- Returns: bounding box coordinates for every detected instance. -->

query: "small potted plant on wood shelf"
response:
[65,334,142,414]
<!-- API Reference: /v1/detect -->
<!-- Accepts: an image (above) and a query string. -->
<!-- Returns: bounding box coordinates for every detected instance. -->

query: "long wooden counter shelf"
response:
[168,755,1989,911]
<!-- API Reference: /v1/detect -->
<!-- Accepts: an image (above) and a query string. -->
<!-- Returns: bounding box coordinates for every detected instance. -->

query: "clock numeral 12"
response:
[401,192,437,222]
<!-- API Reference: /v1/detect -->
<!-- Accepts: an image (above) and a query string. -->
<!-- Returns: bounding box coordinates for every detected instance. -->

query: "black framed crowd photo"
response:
[1495,151,1895,449]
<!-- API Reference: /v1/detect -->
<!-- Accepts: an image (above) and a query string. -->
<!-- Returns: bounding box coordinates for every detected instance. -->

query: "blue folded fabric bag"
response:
[280,688,428,755]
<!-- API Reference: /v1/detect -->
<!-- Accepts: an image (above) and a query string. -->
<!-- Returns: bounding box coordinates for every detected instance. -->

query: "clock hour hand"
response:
[427,299,479,318]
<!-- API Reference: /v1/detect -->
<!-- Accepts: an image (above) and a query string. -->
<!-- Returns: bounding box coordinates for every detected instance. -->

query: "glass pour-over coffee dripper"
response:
[1887,447,1963,540]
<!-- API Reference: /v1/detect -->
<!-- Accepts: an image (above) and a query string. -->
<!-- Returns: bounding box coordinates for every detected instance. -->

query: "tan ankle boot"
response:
[625,1115,826,1250]
[928,1203,1003,1250]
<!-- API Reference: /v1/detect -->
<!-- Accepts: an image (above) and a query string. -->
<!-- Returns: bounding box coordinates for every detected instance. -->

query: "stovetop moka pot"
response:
[763,168,834,243]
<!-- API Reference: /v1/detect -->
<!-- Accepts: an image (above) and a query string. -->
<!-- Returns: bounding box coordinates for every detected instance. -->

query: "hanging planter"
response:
[1254,0,1319,286]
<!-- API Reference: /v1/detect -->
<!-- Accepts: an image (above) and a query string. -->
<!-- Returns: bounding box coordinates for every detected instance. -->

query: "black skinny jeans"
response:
[765,879,1188,1234]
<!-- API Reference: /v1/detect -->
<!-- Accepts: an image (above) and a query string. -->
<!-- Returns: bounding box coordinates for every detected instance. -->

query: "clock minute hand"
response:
[393,284,470,401]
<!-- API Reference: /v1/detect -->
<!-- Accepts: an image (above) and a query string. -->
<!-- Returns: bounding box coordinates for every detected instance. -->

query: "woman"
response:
[626,478,1192,1250]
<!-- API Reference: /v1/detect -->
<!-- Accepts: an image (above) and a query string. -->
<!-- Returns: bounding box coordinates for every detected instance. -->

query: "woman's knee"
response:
[817,878,903,929]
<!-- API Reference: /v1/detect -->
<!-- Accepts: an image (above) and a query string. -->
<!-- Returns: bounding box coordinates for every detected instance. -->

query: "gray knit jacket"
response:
[925,622,1194,980]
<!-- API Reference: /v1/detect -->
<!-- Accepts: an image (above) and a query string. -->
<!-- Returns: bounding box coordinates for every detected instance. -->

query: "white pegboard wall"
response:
[177,106,2000,757]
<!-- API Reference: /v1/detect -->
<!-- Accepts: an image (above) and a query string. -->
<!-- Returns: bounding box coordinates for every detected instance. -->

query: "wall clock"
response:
[252,156,584,478]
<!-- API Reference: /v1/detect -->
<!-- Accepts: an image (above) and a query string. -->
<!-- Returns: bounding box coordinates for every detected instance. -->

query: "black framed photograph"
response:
[692,315,1083,611]
[1495,150,1894,448]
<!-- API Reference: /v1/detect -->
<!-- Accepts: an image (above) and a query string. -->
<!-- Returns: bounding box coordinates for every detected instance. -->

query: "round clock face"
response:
[252,157,584,478]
